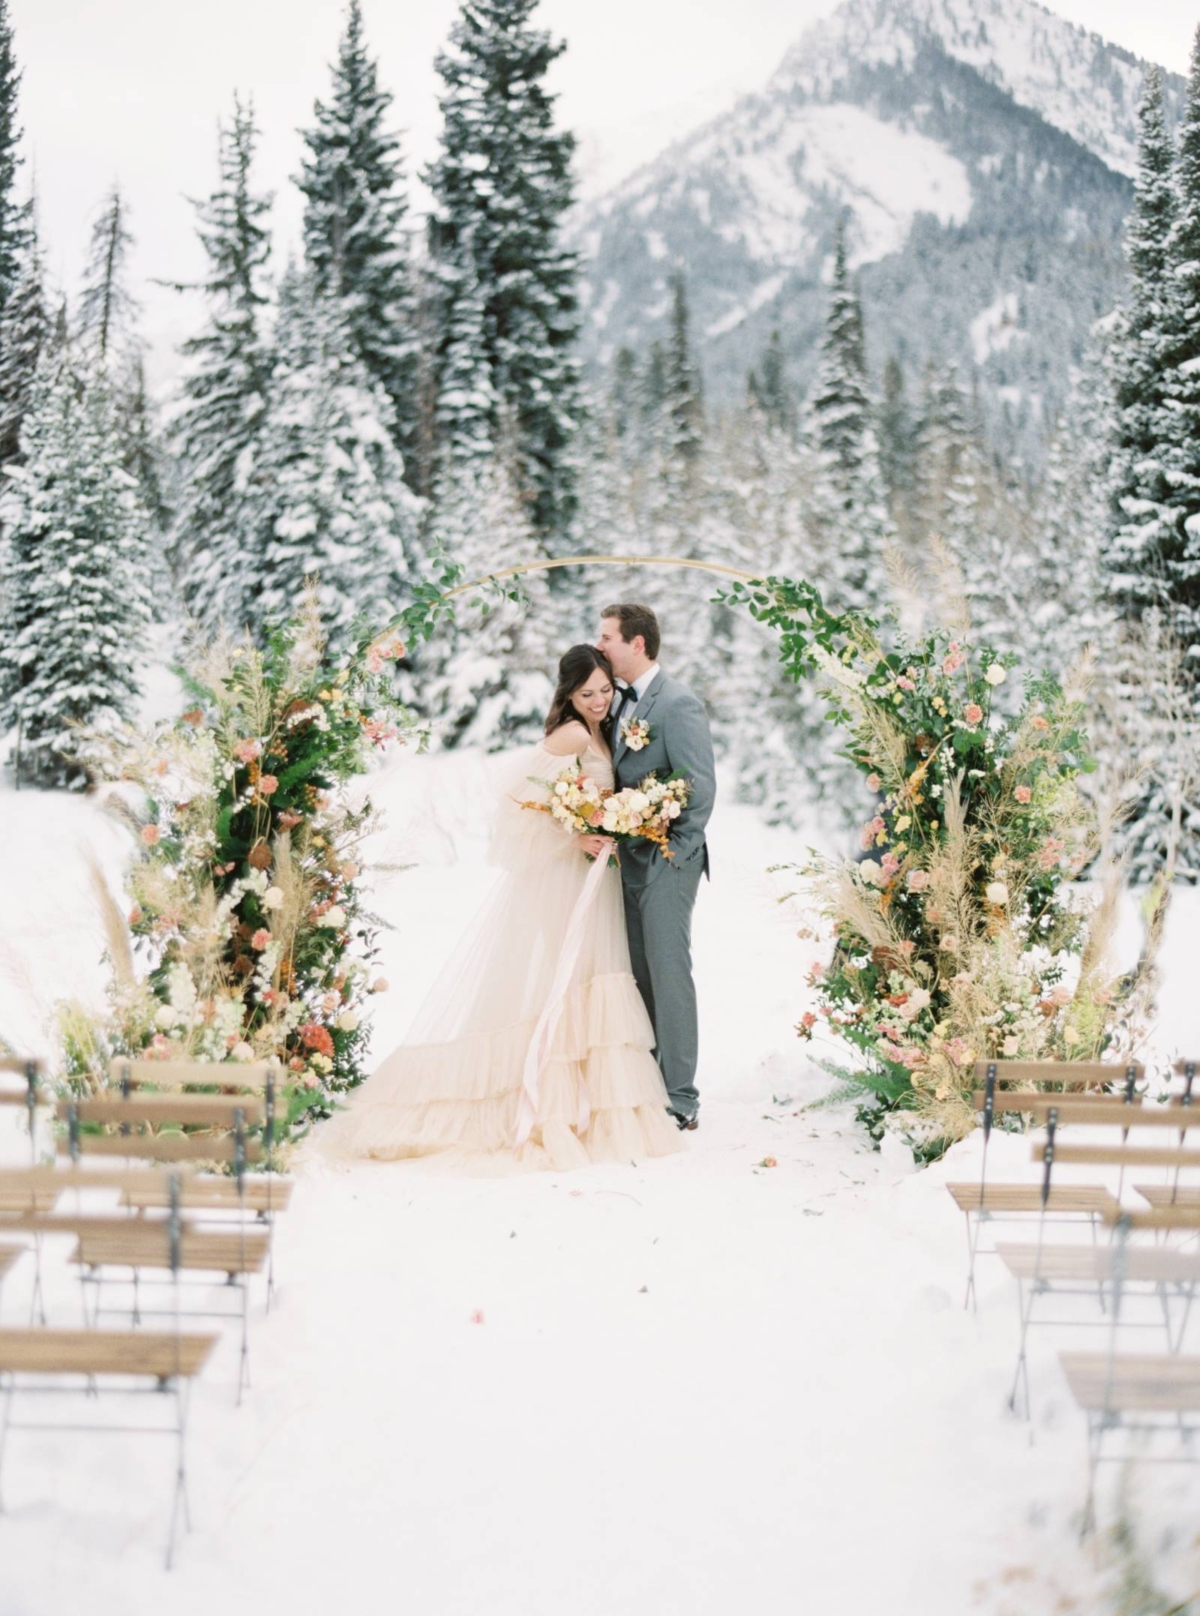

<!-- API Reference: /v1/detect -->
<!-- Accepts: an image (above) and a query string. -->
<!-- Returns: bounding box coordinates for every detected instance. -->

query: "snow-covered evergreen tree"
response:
[803,219,894,613]
[77,184,140,368]
[0,353,152,785]
[169,95,273,629]
[419,414,554,749]
[242,267,421,653]
[747,328,794,435]
[1105,67,1178,619]
[878,353,916,535]
[297,0,419,480]
[425,0,582,542]
[1160,25,1200,669]
[0,195,46,467]
[1027,330,1119,671]
[0,0,22,314]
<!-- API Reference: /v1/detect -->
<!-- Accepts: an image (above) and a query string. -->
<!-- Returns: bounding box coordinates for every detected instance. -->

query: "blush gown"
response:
[322,738,681,1171]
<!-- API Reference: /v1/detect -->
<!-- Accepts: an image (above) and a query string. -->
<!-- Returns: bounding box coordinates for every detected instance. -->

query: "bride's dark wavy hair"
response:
[544,644,616,737]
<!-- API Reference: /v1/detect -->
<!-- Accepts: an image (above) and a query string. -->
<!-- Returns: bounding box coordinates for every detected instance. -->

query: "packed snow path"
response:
[1,750,1197,1614]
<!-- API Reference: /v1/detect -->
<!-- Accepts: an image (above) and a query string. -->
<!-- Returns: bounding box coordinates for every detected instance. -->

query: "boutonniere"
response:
[620,717,653,752]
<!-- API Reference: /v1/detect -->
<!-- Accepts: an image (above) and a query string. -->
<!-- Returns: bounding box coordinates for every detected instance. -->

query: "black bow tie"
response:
[614,684,637,716]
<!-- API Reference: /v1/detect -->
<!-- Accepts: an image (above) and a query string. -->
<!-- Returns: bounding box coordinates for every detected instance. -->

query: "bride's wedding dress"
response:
[324,737,681,1171]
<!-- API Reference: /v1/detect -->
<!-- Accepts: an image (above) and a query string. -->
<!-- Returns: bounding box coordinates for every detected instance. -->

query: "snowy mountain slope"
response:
[773,0,1169,179]
[572,0,1186,449]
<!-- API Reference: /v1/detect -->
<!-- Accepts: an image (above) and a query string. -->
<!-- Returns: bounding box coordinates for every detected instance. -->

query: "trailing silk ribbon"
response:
[514,850,612,1150]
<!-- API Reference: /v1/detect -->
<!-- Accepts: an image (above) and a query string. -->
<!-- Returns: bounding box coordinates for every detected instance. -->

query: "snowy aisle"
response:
[1,752,1198,1615]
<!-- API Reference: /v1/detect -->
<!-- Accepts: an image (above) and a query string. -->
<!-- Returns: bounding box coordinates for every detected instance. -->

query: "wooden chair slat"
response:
[1060,1353,1200,1412]
[107,1057,279,1092]
[71,1228,270,1273]
[1172,1059,1200,1077]
[0,1166,198,1195]
[0,1327,217,1378]
[971,1059,1143,1087]
[0,1212,193,1238]
[996,1243,1200,1283]
[946,1183,1119,1214]
[1033,1144,1200,1169]
[122,1179,294,1213]
[57,1135,264,1164]
[1104,1206,1200,1232]
[1133,1185,1200,1211]
[58,1094,266,1127]
[0,1056,42,1075]
[972,1094,1190,1126]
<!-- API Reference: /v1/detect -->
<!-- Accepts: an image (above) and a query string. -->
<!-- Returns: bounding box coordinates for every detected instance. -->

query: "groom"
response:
[593,603,715,1131]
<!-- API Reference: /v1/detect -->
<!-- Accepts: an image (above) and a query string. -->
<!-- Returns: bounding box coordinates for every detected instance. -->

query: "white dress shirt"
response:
[612,662,660,720]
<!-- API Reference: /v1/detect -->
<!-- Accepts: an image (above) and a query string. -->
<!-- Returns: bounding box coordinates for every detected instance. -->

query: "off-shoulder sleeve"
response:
[487,742,580,870]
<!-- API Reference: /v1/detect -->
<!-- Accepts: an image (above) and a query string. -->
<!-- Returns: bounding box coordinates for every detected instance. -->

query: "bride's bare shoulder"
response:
[543,721,590,757]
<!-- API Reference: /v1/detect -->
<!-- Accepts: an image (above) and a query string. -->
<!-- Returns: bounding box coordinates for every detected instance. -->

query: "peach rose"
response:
[140,824,161,846]
[964,704,984,726]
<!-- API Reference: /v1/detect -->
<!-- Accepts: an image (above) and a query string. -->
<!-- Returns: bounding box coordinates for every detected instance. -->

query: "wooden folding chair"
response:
[105,1056,285,1308]
[1004,1109,1200,1415]
[1061,1211,1200,1536]
[57,1090,269,1402]
[948,1060,1138,1310]
[0,1175,217,1568]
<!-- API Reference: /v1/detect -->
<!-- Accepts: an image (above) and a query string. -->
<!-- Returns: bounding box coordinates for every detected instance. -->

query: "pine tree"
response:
[746,328,793,435]
[169,95,273,629]
[878,354,916,530]
[663,267,704,473]
[1161,25,1200,671]
[426,0,582,541]
[297,0,419,476]
[420,416,553,750]
[0,353,152,786]
[0,0,23,313]
[0,195,46,467]
[77,184,139,366]
[804,219,893,612]
[1105,67,1178,619]
[242,268,421,653]
[1028,331,1118,671]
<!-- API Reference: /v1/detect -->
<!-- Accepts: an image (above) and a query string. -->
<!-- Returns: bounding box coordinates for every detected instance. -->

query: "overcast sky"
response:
[9,0,1196,381]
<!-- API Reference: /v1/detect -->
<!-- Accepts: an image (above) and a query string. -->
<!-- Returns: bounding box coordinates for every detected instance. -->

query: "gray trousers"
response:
[622,859,704,1120]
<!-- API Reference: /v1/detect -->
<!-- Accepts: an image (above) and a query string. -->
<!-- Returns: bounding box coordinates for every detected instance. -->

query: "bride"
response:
[324,644,682,1170]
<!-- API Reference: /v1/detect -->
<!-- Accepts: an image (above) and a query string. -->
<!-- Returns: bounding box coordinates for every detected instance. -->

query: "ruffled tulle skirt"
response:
[323,971,680,1172]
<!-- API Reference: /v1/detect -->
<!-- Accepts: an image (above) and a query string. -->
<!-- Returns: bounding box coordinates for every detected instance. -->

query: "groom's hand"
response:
[578,835,614,859]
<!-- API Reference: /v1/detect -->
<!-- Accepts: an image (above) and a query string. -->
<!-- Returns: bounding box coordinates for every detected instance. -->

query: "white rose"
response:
[154,1004,177,1030]
[337,1010,360,1032]
[319,905,348,929]
[666,800,682,819]
[859,859,885,887]
[984,664,1007,686]
[262,886,285,911]
[985,880,1009,905]
[231,1041,255,1062]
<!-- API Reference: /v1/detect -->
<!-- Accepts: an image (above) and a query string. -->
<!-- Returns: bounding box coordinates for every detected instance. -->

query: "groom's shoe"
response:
[669,1110,699,1132]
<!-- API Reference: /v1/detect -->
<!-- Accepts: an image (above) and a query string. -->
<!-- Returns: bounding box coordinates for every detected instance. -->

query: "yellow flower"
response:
[894,815,911,832]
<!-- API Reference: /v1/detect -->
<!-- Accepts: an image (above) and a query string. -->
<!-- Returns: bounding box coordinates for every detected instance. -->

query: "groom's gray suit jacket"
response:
[613,670,715,1121]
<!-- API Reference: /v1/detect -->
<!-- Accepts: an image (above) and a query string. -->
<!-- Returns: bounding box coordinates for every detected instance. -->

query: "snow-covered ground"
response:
[1,746,1198,1615]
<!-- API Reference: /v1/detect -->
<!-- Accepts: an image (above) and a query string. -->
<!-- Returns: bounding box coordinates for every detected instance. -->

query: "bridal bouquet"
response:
[600,773,692,859]
[520,763,693,860]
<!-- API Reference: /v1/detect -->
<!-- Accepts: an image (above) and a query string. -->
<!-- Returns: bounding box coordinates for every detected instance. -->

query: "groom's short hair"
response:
[601,602,661,660]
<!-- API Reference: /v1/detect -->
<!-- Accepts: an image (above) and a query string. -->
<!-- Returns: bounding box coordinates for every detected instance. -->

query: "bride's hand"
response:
[578,835,614,859]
